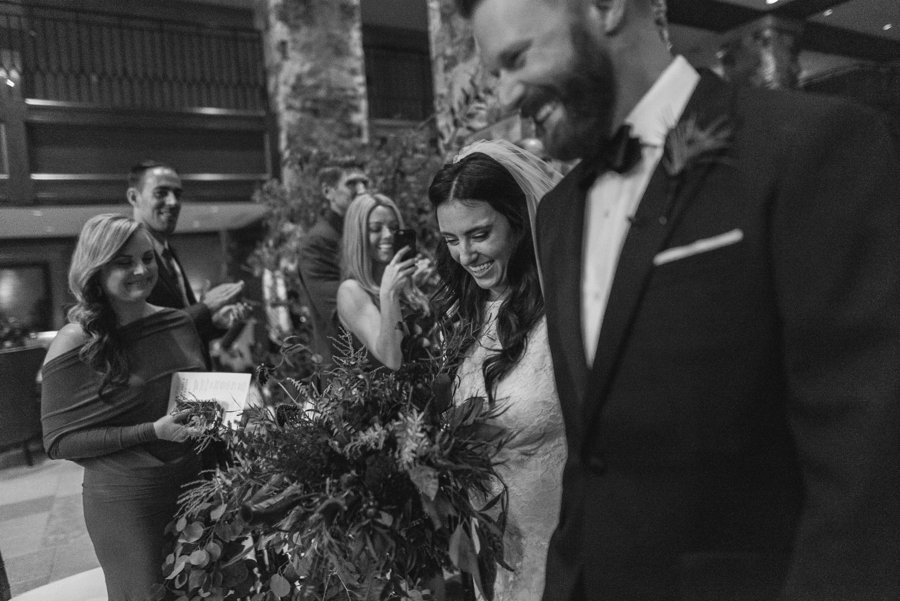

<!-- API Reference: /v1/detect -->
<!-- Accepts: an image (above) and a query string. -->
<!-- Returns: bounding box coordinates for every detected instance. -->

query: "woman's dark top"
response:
[338,287,435,370]
[41,308,207,601]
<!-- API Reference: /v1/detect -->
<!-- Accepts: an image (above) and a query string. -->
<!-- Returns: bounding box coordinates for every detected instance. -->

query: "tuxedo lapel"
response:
[539,161,591,421]
[582,72,734,429]
[582,165,672,425]
[153,250,182,303]
[166,245,198,305]
[154,248,195,308]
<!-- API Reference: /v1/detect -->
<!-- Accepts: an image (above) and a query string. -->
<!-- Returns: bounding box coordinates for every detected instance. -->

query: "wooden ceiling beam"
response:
[667,0,760,32]
[801,21,900,61]
[772,0,853,20]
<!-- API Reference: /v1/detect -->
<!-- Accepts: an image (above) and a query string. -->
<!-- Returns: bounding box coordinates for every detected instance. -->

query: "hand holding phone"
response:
[392,228,417,256]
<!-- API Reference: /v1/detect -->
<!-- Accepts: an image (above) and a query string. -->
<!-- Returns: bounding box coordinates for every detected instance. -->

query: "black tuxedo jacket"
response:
[537,72,900,600]
[297,210,343,361]
[147,245,220,344]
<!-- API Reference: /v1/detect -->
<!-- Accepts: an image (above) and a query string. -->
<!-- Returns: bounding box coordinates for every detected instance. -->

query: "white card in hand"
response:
[168,371,252,424]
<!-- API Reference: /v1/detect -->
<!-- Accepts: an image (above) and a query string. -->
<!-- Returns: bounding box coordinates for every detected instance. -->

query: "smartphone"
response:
[392,228,417,256]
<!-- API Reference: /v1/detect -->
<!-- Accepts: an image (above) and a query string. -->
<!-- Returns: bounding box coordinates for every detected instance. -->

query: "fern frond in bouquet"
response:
[172,394,226,453]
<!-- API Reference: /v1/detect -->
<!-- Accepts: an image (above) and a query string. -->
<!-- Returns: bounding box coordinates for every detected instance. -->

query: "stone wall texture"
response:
[427,0,501,153]
[263,0,370,187]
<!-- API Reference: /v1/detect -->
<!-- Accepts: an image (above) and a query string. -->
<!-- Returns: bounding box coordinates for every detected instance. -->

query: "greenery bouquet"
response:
[161,328,509,601]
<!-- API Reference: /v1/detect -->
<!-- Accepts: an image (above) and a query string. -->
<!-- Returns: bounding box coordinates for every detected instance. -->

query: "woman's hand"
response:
[412,255,437,288]
[380,246,417,301]
[153,410,199,443]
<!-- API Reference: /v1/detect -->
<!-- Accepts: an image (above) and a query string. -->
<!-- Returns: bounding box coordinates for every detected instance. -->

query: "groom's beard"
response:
[527,23,617,162]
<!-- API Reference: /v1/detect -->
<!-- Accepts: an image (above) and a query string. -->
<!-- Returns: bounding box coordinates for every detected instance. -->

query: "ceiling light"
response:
[884,23,893,31]
[823,9,833,16]
[766,0,779,4]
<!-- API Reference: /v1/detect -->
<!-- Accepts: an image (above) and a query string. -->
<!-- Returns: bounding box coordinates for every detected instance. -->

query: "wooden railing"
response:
[0,1,266,111]
[0,1,272,207]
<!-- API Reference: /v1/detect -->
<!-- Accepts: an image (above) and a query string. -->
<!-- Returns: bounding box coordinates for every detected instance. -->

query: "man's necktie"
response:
[161,247,190,306]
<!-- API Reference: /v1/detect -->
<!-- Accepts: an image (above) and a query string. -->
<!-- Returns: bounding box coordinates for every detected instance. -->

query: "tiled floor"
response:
[0,447,99,597]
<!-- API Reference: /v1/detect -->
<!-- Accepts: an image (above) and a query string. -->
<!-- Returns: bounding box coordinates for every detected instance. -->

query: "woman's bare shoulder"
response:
[337,279,368,305]
[337,279,377,325]
[338,278,364,293]
[43,323,86,364]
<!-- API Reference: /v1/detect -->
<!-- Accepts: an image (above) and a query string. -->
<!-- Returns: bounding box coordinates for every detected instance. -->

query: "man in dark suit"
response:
[127,161,245,344]
[458,0,900,599]
[297,162,369,361]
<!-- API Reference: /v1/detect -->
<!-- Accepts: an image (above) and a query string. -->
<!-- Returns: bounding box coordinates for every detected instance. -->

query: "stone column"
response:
[426,0,501,154]
[260,0,369,188]
[718,15,803,90]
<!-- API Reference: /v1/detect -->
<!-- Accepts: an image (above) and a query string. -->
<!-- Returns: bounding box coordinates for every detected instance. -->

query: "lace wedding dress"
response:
[453,300,567,601]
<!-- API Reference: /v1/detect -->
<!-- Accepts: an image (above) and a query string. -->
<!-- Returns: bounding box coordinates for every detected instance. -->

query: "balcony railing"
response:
[0,1,266,112]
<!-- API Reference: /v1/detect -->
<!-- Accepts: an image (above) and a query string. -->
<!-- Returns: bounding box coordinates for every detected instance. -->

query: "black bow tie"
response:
[604,124,643,173]
[580,124,643,187]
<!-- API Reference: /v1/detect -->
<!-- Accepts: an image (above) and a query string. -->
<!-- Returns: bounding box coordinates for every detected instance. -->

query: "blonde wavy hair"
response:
[68,213,149,396]
[341,193,430,315]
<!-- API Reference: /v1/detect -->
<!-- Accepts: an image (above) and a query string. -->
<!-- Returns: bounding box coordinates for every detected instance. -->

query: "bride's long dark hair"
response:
[428,152,544,404]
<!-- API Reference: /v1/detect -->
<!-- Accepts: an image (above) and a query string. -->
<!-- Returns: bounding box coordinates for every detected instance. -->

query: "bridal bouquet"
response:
[160,329,510,601]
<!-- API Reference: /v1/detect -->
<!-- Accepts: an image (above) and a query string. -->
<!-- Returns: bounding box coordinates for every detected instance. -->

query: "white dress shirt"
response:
[581,56,699,366]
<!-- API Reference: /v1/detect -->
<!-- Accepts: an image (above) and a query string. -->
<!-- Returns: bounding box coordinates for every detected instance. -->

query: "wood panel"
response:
[31,176,263,206]
[0,2,265,111]
[27,122,267,174]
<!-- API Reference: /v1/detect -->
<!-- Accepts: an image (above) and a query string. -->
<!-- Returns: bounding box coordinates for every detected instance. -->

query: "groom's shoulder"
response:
[732,79,890,141]
[538,160,588,215]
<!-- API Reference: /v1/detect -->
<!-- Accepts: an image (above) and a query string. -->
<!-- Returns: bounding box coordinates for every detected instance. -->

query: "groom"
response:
[457,0,900,599]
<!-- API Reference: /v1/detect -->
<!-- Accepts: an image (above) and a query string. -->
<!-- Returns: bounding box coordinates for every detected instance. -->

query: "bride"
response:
[428,140,565,601]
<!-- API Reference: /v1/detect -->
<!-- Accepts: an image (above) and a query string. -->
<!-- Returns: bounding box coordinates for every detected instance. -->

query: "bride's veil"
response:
[453,139,562,293]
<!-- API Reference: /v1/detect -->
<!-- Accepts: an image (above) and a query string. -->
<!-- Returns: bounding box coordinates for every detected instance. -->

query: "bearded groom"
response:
[456,0,900,599]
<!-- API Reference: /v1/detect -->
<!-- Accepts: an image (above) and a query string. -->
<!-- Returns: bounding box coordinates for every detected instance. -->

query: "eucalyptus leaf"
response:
[181,521,204,543]
[210,503,227,521]
[173,569,188,589]
[269,573,292,598]
[167,555,188,580]
[205,541,222,561]
[188,567,207,591]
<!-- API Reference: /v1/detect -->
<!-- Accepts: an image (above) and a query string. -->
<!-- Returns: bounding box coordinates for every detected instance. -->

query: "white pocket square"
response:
[653,229,744,266]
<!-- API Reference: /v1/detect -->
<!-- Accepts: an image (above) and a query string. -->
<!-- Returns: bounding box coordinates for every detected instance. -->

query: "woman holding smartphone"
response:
[336,193,431,370]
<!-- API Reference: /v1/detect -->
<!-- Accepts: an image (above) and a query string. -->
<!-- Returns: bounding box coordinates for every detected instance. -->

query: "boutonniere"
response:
[658,114,733,222]
[663,114,733,177]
